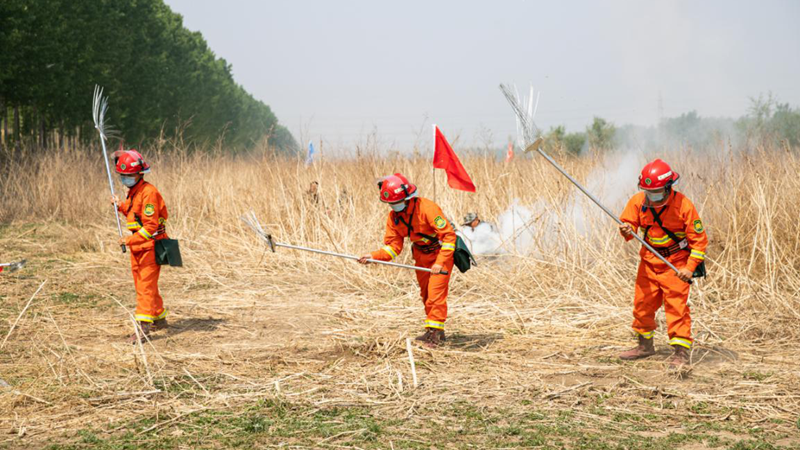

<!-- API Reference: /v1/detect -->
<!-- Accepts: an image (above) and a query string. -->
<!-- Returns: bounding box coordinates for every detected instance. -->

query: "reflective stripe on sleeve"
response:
[441,243,456,251]
[138,228,153,240]
[690,249,706,260]
[126,222,141,230]
[382,245,398,260]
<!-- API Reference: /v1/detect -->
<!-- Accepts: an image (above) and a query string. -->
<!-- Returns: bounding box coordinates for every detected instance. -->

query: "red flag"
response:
[505,142,514,163]
[433,125,476,192]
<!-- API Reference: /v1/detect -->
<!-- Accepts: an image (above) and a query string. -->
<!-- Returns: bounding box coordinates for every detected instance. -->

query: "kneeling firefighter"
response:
[618,159,708,368]
[358,173,457,348]
[112,150,170,343]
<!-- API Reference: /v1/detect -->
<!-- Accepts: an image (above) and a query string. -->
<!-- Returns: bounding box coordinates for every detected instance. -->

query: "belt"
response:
[413,242,441,254]
[653,244,688,258]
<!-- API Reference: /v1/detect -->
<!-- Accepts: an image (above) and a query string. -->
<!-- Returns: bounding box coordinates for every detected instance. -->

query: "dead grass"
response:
[0,144,799,448]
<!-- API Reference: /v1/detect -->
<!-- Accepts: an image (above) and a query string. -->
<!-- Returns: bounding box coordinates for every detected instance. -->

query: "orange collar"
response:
[126,179,146,198]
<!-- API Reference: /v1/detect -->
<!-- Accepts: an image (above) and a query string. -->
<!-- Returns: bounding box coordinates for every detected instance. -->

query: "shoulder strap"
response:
[392,199,439,242]
[648,206,683,244]
[393,198,418,237]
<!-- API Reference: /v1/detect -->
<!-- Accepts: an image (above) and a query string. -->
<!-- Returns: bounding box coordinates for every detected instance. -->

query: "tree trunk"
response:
[41,117,47,149]
[13,105,20,151]
[0,97,5,152]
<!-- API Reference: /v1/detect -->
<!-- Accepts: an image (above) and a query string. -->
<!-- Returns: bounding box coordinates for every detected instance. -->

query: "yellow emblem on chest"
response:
[144,203,155,216]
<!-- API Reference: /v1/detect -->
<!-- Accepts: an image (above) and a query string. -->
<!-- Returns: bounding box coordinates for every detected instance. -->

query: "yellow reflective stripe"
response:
[669,337,692,349]
[690,250,706,260]
[134,314,155,323]
[381,245,398,260]
[637,330,655,339]
[126,222,141,230]
[441,243,456,250]
[138,228,153,240]
[648,235,673,244]
[425,320,445,330]
[646,232,686,244]
[155,309,168,320]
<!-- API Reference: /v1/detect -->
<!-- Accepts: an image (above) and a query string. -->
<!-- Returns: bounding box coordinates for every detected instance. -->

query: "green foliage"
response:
[586,116,616,150]
[737,93,800,147]
[563,132,587,155]
[0,0,295,151]
[544,125,586,156]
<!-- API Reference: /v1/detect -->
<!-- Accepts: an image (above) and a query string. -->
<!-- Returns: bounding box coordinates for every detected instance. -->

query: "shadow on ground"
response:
[156,317,226,340]
[447,332,504,351]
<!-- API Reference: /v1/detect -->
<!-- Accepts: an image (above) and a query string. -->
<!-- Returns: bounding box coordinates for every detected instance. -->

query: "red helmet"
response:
[638,159,679,190]
[378,173,417,203]
[114,150,151,175]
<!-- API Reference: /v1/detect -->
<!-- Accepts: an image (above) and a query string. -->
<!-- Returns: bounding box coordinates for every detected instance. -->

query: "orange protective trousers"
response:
[633,254,692,348]
[130,248,166,323]
[413,247,455,329]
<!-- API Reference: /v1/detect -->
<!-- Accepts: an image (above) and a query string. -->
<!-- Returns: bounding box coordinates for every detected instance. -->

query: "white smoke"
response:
[459,222,503,255]
[463,149,645,257]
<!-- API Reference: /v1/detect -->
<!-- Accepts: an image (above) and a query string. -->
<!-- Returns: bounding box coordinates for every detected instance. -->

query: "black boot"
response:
[619,335,656,360]
[414,328,433,342]
[127,321,152,344]
[424,329,446,348]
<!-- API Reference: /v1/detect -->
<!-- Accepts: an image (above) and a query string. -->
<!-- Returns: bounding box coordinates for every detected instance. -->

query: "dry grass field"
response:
[1,144,799,449]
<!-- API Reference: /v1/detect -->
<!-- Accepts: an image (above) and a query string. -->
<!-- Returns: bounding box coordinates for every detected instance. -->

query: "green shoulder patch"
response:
[693,219,704,233]
[144,203,156,216]
[434,215,447,229]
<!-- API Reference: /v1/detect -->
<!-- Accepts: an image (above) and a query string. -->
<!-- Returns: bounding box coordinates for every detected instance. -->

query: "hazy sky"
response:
[165,0,800,150]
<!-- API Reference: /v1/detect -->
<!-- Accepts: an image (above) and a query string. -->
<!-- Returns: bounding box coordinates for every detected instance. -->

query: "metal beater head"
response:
[241,212,276,252]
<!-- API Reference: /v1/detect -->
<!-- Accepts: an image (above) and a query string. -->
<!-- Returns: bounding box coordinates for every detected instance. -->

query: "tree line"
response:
[0,0,295,152]
[541,94,800,155]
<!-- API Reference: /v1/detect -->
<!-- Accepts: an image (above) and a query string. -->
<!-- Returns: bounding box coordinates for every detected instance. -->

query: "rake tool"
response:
[0,260,26,274]
[93,85,126,254]
[499,84,690,283]
[241,212,448,275]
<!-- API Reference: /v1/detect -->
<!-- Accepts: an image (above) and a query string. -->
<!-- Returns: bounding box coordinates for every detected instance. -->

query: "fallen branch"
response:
[406,338,418,388]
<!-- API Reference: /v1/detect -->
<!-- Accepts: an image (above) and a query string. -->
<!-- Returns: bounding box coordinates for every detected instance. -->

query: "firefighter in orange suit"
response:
[618,159,708,368]
[358,173,457,347]
[112,150,169,343]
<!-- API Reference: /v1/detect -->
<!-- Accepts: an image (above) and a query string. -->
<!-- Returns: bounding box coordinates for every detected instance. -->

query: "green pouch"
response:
[453,235,477,273]
[155,239,183,267]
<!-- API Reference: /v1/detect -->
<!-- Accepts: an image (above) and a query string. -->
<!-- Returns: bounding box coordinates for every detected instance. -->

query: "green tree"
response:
[586,116,616,150]
[0,0,295,151]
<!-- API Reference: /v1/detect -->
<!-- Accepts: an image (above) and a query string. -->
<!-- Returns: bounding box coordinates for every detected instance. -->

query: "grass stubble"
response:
[0,143,799,449]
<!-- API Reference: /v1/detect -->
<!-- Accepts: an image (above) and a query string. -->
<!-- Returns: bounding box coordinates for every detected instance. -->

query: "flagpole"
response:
[432,124,437,203]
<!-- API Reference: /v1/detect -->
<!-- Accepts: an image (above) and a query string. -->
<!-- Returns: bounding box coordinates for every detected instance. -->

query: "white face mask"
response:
[645,190,666,203]
[390,202,407,212]
[120,175,138,187]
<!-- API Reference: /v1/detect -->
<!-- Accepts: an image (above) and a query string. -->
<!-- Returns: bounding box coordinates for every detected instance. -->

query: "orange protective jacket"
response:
[371,197,456,266]
[117,180,168,252]
[619,191,707,271]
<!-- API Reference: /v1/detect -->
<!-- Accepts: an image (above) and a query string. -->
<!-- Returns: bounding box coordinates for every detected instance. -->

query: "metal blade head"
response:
[524,137,544,154]
[3,259,26,273]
